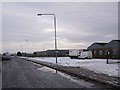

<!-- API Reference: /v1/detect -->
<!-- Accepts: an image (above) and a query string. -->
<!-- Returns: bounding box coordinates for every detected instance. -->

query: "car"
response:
[2,52,11,61]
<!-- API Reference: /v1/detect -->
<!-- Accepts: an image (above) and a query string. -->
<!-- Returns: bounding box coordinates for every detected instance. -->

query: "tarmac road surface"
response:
[2,57,113,89]
[0,61,1,90]
[0,55,2,90]
[2,57,85,88]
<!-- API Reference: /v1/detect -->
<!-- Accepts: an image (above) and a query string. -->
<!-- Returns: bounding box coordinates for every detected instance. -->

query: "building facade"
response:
[87,40,120,59]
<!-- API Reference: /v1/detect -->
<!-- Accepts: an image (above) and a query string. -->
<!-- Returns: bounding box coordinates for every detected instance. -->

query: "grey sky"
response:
[2,2,118,53]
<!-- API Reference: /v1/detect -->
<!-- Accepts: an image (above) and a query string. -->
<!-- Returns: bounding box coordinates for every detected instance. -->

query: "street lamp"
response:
[37,13,58,63]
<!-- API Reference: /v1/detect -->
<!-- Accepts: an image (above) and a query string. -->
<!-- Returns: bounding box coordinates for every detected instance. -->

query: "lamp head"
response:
[37,14,42,16]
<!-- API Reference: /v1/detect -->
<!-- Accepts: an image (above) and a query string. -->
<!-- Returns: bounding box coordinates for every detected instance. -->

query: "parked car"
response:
[2,52,11,61]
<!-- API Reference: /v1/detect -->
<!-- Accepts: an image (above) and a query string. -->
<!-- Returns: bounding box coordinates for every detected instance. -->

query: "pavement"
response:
[25,58,120,88]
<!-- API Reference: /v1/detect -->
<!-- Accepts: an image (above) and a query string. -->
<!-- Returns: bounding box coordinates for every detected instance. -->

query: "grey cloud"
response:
[2,2,118,52]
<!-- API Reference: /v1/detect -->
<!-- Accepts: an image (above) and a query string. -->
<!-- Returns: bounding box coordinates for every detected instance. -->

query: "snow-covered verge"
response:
[21,57,120,77]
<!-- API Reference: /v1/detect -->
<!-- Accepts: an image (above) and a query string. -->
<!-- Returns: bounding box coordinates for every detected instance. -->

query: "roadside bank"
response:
[22,57,120,88]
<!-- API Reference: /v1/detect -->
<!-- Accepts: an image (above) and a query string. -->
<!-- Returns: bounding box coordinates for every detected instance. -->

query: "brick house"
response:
[87,43,107,58]
[87,40,120,59]
[103,40,120,59]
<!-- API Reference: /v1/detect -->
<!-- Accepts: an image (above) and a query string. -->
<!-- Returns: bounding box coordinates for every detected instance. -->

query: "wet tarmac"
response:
[33,62,111,89]
[2,57,114,89]
[0,62,1,90]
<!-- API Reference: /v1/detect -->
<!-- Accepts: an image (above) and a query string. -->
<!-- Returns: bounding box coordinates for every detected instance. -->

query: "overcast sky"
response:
[2,2,118,53]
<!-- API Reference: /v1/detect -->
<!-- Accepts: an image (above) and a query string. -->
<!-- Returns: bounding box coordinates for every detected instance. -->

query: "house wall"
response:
[88,40,120,59]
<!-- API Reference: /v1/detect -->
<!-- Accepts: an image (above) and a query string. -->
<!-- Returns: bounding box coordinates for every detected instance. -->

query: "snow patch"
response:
[22,57,119,77]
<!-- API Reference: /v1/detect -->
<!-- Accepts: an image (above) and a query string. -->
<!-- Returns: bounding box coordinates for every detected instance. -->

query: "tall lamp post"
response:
[37,14,58,63]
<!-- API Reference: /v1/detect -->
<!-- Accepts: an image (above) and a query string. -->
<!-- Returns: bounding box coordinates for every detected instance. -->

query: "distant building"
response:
[46,50,69,57]
[87,40,120,59]
[33,50,69,57]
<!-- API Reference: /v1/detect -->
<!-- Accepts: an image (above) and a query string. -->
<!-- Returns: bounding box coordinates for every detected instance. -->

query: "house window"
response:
[113,49,117,55]
[105,50,111,56]
[99,50,102,55]
[94,50,97,55]
[105,50,108,55]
